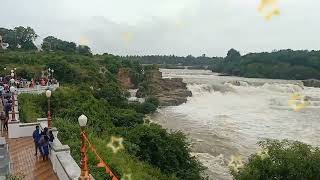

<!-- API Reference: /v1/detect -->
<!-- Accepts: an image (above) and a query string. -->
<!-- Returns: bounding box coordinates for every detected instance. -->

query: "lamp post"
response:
[78,114,90,180]
[10,69,15,86]
[48,68,51,79]
[46,90,52,128]
[10,86,16,121]
[51,69,54,80]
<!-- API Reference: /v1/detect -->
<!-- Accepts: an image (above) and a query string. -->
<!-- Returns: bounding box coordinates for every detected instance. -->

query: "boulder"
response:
[139,70,192,106]
[302,79,320,88]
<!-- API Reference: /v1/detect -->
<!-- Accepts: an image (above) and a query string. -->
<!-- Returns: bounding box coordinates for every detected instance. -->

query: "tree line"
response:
[212,49,320,80]
[124,55,222,69]
[0,26,91,55]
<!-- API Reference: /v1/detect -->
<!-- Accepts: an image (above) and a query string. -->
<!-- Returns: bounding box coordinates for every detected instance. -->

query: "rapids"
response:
[150,69,320,180]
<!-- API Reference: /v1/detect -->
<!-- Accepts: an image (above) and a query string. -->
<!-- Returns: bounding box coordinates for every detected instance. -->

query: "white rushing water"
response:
[150,69,320,180]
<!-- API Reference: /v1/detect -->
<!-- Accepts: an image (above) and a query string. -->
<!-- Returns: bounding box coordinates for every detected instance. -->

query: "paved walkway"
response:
[6,134,58,180]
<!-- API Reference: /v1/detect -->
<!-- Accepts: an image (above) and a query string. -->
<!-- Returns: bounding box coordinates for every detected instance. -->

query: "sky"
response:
[0,0,319,57]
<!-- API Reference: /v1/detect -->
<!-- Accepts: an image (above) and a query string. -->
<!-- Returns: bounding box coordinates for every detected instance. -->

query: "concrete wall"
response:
[8,122,40,139]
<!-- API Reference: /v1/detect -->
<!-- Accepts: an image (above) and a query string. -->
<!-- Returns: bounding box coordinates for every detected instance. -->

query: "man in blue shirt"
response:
[32,126,41,156]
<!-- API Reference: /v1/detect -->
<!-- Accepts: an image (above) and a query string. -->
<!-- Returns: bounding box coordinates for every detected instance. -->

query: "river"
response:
[150,69,320,180]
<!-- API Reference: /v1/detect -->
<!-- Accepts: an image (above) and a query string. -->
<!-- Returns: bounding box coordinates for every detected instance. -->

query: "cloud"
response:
[0,0,319,56]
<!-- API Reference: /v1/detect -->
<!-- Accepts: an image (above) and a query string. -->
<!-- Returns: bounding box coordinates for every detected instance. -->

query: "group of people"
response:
[32,126,55,161]
[0,83,14,133]
[0,75,58,89]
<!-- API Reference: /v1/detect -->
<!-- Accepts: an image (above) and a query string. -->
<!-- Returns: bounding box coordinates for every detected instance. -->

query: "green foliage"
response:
[54,119,176,180]
[20,85,203,179]
[5,26,203,179]
[42,36,92,55]
[140,97,159,114]
[126,124,204,180]
[212,49,320,80]
[110,109,144,127]
[78,45,92,56]
[93,83,127,107]
[18,94,46,123]
[124,55,220,68]
[233,139,320,180]
[0,26,38,50]
[226,48,241,62]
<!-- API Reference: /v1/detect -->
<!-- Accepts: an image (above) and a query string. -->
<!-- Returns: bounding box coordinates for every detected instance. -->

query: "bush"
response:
[18,93,46,122]
[232,139,320,180]
[110,109,144,127]
[127,124,204,180]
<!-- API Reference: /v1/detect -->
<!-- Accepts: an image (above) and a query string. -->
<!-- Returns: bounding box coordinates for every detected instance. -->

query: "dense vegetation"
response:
[232,139,320,180]
[124,49,320,80]
[0,26,91,55]
[3,26,320,179]
[124,55,221,69]
[212,49,320,80]
[1,26,203,180]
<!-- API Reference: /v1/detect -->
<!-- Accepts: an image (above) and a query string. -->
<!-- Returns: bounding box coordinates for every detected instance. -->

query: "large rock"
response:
[302,79,320,88]
[139,70,192,106]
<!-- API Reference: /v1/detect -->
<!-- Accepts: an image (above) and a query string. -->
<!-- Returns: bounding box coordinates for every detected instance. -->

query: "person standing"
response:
[32,126,41,156]
[0,111,5,134]
[41,136,50,161]
[48,130,54,143]
[38,127,49,159]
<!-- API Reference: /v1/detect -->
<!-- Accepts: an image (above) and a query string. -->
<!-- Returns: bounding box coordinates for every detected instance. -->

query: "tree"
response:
[41,36,58,51]
[42,36,76,53]
[77,45,92,56]
[232,139,320,180]
[14,26,38,50]
[226,48,241,61]
[0,27,38,50]
[127,124,204,180]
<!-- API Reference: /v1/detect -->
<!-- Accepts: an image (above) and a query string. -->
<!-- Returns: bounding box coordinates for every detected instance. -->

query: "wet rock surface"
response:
[138,70,192,106]
[302,79,320,88]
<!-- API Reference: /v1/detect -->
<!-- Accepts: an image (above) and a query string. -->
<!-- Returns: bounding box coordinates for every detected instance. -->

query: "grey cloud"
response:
[0,0,319,56]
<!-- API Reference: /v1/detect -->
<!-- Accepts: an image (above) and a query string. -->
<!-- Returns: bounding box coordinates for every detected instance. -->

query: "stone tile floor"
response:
[3,132,58,180]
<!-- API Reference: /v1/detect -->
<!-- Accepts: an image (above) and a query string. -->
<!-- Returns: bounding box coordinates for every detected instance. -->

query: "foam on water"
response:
[151,69,320,180]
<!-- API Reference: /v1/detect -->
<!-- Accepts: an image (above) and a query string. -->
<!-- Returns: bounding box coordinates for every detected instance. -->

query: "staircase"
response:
[8,136,58,180]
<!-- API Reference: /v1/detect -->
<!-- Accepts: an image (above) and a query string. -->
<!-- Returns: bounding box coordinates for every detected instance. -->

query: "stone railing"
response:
[6,84,94,180]
[37,118,87,180]
[16,83,59,95]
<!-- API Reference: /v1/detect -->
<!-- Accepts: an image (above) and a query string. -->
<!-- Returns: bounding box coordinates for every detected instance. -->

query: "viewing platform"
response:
[0,84,89,180]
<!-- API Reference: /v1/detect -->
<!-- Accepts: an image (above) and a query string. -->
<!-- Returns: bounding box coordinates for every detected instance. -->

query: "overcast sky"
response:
[1,0,319,56]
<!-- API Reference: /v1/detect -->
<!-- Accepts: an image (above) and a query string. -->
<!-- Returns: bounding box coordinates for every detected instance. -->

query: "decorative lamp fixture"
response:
[46,90,52,98]
[78,114,88,127]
